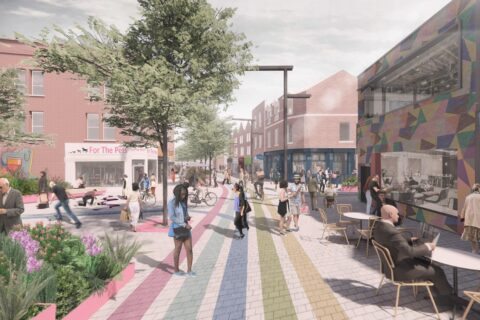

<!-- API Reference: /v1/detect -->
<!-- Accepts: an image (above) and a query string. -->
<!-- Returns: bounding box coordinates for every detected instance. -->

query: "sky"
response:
[0,0,452,124]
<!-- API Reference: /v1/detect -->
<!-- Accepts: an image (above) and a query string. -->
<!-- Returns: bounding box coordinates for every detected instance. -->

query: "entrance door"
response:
[360,165,371,203]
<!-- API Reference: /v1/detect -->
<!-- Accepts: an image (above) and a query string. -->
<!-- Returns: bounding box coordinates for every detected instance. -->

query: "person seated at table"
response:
[373,205,456,307]
[372,190,397,218]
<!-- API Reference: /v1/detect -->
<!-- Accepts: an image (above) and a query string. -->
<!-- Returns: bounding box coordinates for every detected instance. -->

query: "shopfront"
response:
[65,143,158,187]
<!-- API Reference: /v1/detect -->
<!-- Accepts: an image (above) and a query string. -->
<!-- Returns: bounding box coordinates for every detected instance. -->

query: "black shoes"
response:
[75,222,82,229]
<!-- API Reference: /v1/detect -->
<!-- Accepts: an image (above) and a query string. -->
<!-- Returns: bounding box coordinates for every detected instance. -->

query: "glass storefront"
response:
[381,150,458,215]
[76,161,124,187]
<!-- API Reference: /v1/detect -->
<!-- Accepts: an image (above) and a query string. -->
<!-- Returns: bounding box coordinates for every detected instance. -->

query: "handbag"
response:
[244,200,252,213]
[168,224,175,237]
[300,204,309,214]
[173,226,191,241]
[120,207,130,222]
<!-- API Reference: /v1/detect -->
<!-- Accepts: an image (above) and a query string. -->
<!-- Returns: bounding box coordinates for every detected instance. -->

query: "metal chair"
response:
[319,208,349,245]
[462,291,480,320]
[371,240,440,319]
[336,203,357,229]
[356,217,377,257]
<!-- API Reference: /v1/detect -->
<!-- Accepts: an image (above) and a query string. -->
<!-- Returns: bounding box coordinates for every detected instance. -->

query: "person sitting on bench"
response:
[80,189,97,206]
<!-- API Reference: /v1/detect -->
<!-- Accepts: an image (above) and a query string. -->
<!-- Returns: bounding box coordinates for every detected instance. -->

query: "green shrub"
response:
[341,175,358,187]
[55,265,90,319]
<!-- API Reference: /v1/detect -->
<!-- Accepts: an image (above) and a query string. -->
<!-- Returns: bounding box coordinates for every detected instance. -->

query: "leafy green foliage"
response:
[54,265,90,319]
[0,69,50,146]
[342,175,359,186]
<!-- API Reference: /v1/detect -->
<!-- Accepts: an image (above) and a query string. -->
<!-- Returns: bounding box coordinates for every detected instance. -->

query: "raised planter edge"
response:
[31,303,56,320]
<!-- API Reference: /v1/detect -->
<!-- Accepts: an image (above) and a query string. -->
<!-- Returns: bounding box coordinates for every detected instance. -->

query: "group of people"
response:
[276,173,306,234]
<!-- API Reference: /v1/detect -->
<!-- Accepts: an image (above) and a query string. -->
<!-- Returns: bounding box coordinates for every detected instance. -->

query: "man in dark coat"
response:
[373,204,456,307]
[0,178,25,234]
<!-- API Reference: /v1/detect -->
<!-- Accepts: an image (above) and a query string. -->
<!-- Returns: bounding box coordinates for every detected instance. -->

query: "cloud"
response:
[9,7,53,17]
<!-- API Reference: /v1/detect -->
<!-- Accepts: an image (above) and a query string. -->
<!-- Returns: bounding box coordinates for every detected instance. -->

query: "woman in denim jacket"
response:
[168,184,195,276]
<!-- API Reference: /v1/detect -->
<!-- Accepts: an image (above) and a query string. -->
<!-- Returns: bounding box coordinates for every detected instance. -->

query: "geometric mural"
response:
[357,0,477,234]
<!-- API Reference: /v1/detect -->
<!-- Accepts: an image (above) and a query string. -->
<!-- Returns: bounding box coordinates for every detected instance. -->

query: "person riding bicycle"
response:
[254,170,265,199]
[139,173,150,194]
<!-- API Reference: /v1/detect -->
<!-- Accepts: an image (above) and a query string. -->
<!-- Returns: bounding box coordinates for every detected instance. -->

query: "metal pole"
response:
[250,122,254,182]
[283,69,288,181]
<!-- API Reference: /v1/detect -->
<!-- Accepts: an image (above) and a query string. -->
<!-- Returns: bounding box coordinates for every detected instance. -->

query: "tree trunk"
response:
[162,129,169,225]
[208,155,212,186]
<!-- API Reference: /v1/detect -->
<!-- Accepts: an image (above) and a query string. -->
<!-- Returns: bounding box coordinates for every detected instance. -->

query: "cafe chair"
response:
[371,240,440,319]
[336,204,357,229]
[356,217,377,257]
[319,208,349,245]
[424,188,449,204]
[462,290,480,320]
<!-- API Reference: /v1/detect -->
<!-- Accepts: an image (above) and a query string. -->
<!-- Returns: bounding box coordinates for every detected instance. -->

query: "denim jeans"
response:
[55,199,81,224]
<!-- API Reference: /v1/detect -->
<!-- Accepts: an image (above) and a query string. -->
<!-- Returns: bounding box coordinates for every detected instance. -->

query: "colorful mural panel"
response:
[0,148,33,177]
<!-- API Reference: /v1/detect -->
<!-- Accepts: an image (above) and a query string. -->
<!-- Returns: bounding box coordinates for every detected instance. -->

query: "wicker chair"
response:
[371,240,440,318]
[319,208,349,245]
[336,204,358,230]
[462,291,480,320]
[356,217,377,257]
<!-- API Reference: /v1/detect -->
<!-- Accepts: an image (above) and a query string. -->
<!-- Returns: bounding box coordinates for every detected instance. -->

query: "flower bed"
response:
[0,222,140,320]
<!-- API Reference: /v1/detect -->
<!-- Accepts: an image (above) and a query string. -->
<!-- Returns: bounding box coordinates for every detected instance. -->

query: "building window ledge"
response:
[339,140,354,143]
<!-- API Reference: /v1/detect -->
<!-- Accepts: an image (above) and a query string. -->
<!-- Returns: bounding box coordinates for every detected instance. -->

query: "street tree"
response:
[0,69,49,147]
[21,0,252,224]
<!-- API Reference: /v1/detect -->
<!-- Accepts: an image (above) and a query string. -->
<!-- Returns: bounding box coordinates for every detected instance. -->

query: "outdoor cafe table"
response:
[430,246,480,319]
[343,212,378,230]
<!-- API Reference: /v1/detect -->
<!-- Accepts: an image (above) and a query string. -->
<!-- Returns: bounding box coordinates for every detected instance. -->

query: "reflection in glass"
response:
[381,150,457,216]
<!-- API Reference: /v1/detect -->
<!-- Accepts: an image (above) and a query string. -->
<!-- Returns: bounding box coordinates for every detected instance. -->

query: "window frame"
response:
[339,122,350,141]
[31,70,44,96]
[87,113,100,140]
[31,111,44,133]
[103,114,116,141]
[15,69,26,94]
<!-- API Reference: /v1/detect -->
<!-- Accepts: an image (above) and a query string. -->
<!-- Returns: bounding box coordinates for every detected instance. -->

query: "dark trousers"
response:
[234,211,244,235]
[81,195,95,206]
[242,212,249,230]
[309,192,317,209]
[319,182,325,193]
[396,260,452,296]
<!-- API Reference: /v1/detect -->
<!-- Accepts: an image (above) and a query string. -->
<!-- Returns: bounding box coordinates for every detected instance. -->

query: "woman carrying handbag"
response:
[168,184,195,276]
[124,182,142,232]
[277,180,290,235]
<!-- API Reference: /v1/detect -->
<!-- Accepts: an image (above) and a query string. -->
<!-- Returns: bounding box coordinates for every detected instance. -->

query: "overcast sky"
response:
[1,0,451,124]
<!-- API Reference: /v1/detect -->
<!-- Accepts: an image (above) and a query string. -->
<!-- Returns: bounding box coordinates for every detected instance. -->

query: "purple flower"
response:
[81,234,102,256]
[9,229,43,273]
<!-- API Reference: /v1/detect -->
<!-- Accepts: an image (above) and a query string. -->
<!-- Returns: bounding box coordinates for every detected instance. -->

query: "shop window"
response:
[87,113,100,140]
[287,124,293,144]
[381,150,457,215]
[333,153,347,175]
[32,71,44,96]
[311,153,326,172]
[31,111,44,133]
[292,153,306,175]
[103,114,115,141]
[15,69,26,94]
[362,24,460,116]
[339,122,350,141]
[76,161,124,186]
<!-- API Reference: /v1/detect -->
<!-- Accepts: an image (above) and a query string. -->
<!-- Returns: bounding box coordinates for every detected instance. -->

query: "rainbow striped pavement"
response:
[87,184,477,320]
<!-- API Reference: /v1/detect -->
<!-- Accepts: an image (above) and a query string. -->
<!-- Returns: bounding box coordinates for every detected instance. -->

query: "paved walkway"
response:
[23,182,480,319]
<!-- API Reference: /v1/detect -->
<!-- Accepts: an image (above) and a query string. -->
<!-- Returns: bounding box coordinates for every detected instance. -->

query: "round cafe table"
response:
[343,212,378,230]
[430,247,480,319]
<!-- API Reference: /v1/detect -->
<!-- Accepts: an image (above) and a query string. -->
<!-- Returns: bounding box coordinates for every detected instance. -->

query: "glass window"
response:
[15,69,26,94]
[246,133,250,143]
[287,98,293,115]
[240,135,243,144]
[381,150,458,216]
[333,153,347,174]
[240,147,244,156]
[246,146,251,155]
[339,122,350,141]
[31,111,44,133]
[87,113,100,140]
[103,114,115,141]
[311,153,326,172]
[253,136,257,149]
[259,113,262,126]
[287,124,293,144]
[76,161,124,186]
[32,71,44,96]
[362,24,460,116]
[259,135,262,148]
[274,128,279,146]
[267,130,271,148]
[292,153,306,174]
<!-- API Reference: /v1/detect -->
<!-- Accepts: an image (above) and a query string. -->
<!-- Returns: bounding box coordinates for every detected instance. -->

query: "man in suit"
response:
[373,204,455,307]
[0,178,25,234]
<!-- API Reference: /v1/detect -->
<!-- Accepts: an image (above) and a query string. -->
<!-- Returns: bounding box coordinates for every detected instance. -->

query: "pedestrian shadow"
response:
[206,224,236,239]
[136,254,175,274]
[108,221,131,231]
[254,215,283,236]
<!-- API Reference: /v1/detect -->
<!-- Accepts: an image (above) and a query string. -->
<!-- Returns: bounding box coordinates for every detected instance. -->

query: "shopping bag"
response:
[300,204,310,214]
[120,207,130,222]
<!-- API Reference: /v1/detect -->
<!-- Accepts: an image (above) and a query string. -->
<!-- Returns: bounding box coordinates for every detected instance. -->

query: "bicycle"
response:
[188,187,218,207]
[140,189,156,207]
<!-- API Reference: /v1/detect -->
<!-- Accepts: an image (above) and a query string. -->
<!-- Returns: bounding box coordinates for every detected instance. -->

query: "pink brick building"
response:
[0,39,168,186]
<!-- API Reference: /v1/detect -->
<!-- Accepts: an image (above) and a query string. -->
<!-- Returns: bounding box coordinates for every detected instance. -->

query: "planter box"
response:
[63,262,135,320]
[31,304,56,320]
[31,263,135,320]
[340,186,358,192]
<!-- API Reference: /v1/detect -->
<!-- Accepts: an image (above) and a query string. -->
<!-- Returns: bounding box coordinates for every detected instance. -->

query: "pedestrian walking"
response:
[240,185,249,231]
[212,170,218,187]
[233,183,246,239]
[168,184,195,276]
[170,168,176,183]
[49,181,82,228]
[124,182,142,232]
[239,168,245,187]
[277,180,290,234]
[460,183,480,253]
[121,174,128,199]
[369,175,382,216]
[307,175,318,211]
[288,173,306,231]
[150,173,157,196]
[38,171,49,209]
[364,175,373,214]
[0,178,25,234]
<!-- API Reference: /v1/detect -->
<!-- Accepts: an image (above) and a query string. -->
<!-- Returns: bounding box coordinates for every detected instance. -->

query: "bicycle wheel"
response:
[204,192,217,206]
[188,194,198,207]
[144,194,156,207]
